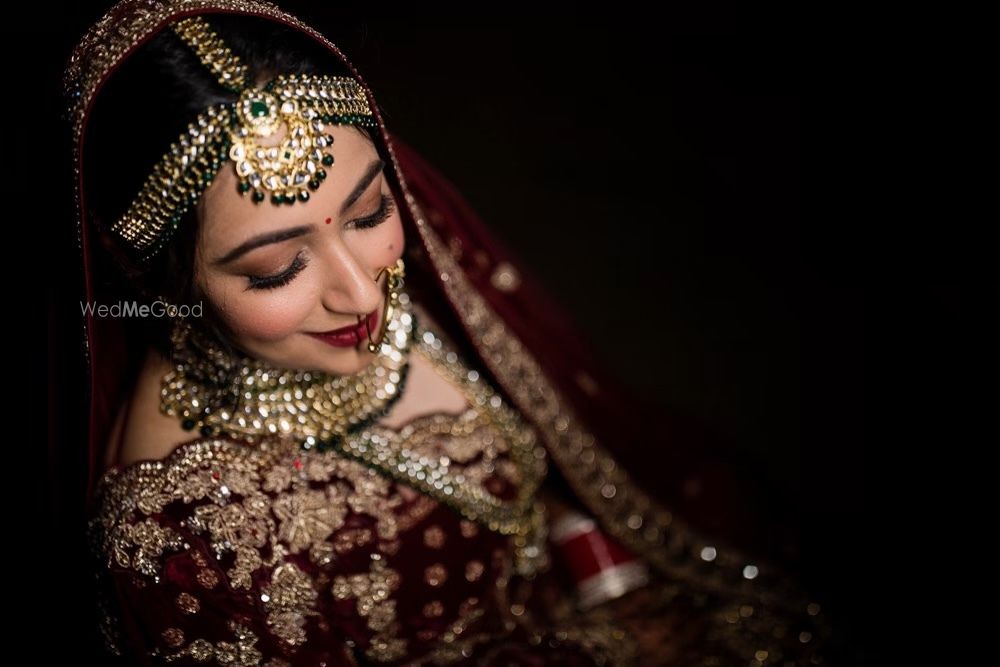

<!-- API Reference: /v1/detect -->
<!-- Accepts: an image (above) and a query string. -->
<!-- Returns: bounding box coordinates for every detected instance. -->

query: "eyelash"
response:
[246,252,308,291]
[352,193,395,230]
[245,194,396,291]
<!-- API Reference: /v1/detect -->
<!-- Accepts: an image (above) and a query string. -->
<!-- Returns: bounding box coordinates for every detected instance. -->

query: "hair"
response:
[83,14,382,357]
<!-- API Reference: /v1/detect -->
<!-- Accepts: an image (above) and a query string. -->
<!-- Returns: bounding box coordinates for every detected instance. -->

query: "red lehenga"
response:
[64,2,832,665]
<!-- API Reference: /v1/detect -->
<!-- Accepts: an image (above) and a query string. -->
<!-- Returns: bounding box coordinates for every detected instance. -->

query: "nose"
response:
[318,242,383,318]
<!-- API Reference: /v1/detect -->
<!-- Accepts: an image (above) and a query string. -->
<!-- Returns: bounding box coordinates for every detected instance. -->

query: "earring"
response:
[164,313,244,435]
[358,258,406,353]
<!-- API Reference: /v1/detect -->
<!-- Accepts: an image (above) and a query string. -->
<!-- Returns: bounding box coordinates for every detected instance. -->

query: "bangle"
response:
[550,511,650,609]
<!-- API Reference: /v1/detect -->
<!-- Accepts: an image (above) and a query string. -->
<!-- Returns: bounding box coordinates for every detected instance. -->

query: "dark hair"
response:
[84,14,379,356]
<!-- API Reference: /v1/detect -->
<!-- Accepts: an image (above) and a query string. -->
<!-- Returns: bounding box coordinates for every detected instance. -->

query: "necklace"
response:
[160,293,548,568]
[161,292,414,446]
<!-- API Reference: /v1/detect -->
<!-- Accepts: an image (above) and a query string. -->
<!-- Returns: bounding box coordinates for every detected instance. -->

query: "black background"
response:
[39,2,865,664]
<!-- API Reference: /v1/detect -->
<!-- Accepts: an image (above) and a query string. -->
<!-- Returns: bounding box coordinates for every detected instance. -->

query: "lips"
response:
[309,309,379,348]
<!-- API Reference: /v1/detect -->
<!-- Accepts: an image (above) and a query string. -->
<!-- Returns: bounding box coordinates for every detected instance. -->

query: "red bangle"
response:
[550,511,650,609]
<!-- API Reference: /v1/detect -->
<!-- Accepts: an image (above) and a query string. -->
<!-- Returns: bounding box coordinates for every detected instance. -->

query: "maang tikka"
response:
[112,15,377,259]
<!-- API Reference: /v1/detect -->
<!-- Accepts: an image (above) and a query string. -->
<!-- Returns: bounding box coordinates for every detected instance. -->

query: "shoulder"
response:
[87,433,326,662]
[104,348,197,471]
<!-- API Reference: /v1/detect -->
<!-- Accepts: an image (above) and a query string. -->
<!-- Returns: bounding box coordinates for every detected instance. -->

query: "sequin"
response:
[425,563,447,587]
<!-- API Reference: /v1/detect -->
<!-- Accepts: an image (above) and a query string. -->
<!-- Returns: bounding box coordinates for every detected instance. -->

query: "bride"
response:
[64,2,831,665]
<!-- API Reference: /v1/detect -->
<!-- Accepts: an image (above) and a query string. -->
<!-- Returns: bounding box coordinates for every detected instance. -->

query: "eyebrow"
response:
[340,158,385,215]
[213,225,314,265]
[213,158,386,266]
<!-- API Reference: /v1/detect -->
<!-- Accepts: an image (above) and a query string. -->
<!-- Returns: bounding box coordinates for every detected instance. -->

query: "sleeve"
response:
[90,488,357,667]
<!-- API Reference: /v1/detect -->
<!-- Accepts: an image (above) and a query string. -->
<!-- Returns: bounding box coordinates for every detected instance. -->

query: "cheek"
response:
[378,215,406,261]
[347,216,406,270]
[207,279,319,342]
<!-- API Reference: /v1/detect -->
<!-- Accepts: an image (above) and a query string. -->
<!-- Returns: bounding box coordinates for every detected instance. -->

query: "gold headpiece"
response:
[109,15,375,258]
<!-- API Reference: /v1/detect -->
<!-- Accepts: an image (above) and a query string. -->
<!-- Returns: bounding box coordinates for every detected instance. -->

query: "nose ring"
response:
[357,258,405,353]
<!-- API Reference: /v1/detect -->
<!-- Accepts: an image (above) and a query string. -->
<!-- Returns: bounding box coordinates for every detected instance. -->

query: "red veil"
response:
[63,1,830,662]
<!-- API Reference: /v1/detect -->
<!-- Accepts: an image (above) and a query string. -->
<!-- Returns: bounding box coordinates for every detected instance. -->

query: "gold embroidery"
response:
[328,321,547,545]
[460,520,479,538]
[367,636,407,663]
[191,498,271,590]
[423,600,444,618]
[262,465,294,494]
[534,621,638,666]
[124,518,185,578]
[196,568,220,589]
[424,563,447,587]
[458,597,480,617]
[164,621,264,665]
[331,554,406,662]
[425,607,489,664]
[397,495,438,532]
[331,527,374,557]
[272,486,347,554]
[423,525,445,548]
[175,592,200,615]
[91,395,535,643]
[261,562,318,647]
[465,561,485,582]
[93,440,414,655]
[161,627,184,648]
[95,576,124,656]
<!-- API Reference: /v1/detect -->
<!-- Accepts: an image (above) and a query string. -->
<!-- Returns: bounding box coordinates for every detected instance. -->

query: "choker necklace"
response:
[161,291,414,447]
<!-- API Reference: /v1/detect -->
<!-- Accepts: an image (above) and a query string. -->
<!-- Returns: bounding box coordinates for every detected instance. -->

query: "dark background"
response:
[40,2,864,664]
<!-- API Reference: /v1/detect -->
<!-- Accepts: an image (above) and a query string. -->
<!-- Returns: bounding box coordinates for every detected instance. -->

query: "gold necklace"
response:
[161,292,414,446]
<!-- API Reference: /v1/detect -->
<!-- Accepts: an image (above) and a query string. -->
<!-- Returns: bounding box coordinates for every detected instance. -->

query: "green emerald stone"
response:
[322,154,334,166]
[297,191,310,202]
[252,191,265,203]
[250,100,268,118]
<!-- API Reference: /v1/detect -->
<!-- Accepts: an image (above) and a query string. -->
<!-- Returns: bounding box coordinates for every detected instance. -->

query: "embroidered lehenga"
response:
[64,2,832,665]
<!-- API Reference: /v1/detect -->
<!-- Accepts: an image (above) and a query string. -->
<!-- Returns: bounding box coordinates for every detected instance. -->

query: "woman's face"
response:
[194,125,405,376]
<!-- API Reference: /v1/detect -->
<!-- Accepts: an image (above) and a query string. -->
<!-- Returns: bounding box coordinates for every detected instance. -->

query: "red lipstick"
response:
[308,309,379,348]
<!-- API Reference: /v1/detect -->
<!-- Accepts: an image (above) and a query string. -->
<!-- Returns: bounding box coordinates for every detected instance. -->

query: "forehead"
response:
[198,125,379,244]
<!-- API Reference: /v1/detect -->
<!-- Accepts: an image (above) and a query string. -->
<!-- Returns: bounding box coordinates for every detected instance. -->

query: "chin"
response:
[310,349,377,376]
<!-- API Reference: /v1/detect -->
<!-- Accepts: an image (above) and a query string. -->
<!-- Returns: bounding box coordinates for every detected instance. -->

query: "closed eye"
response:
[245,251,309,290]
[351,193,395,230]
